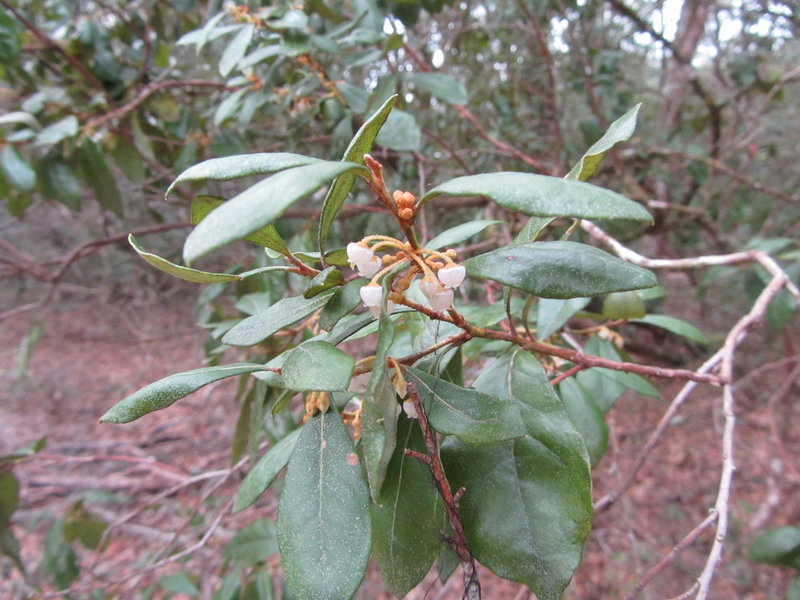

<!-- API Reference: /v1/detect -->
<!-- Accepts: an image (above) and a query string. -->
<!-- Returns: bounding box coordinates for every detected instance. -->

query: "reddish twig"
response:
[404,382,481,600]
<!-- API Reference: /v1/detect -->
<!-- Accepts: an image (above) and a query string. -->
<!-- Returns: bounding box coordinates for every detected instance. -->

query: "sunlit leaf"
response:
[567,104,641,181]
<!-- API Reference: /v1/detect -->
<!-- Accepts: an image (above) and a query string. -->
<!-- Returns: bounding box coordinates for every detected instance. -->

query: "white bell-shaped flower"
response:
[437,263,466,289]
[347,242,373,266]
[357,255,382,278]
[419,275,439,300]
[429,287,455,312]
[368,300,394,319]
[402,399,418,419]
[360,283,383,307]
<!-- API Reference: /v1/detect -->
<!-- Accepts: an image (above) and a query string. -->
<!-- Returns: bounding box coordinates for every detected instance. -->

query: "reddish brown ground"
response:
[1,235,798,599]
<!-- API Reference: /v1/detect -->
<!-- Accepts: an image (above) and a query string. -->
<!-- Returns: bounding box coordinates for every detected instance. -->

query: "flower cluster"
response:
[347,222,467,319]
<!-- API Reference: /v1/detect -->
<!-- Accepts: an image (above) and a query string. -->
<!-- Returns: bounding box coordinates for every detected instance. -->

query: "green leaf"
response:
[168,153,319,198]
[567,104,641,181]
[319,278,366,331]
[303,267,345,298]
[78,138,123,217]
[318,95,397,256]
[0,527,24,578]
[788,577,800,600]
[0,436,46,461]
[403,368,527,444]
[100,363,266,423]
[184,161,366,263]
[464,241,657,299]
[421,172,652,223]
[159,572,199,597]
[0,472,19,526]
[442,351,592,600]
[219,24,254,77]
[375,109,421,152]
[749,526,800,570]
[224,518,279,566]
[277,410,371,600]
[0,111,40,129]
[42,520,79,589]
[39,154,82,210]
[222,292,335,347]
[602,291,646,319]
[371,416,440,597]
[34,116,79,148]
[0,11,20,60]
[129,234,240,284]
[537,297,591,340]
[0,145,35,192]
[234,429,301,511]
[281,341,355,391]
[632,314,709,345]
[406,72,468,105]
[361,311,398,501]
[558,378,608,467]
[191,196,291,257]
[426,220,503,250]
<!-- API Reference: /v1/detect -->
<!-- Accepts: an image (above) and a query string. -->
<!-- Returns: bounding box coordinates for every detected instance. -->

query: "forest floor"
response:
[1,220,798,599]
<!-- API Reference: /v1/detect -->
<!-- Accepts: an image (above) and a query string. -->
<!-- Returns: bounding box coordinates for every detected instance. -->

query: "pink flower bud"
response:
[429,288,454,312]
[437,263,466,289]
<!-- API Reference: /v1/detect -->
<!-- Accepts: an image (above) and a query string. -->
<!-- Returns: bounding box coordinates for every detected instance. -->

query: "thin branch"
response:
[405,382,481,600]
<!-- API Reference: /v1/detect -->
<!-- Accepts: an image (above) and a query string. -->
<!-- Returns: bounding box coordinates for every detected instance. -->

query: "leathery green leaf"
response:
[184,161,366,263]
[234,429,301,511]
[371,416,440,597]
[464,241,657,299]
[222,291,335,347]
[632,314,709,345]
[361,311,398,501]
[425,219,503,251]
[129,235,239,283]
[167,152,319,198]
[100,363,265,423]
[191,196,290,257]
[442,351,592,600]
[281,341,355,392]
[559,378,608,467]
[277,410,371,600]
[403,368,527,444]
[78,138,123,217]
[303,267,344,298]
[421,172,652,223]
[319,278,366,331]
[0,145,35,192]
[567,104,641,181]
[318,95,397,257]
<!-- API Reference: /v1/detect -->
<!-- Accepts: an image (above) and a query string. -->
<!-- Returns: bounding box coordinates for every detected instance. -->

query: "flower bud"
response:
[398,207,414,221]
[429,288,455,312]
[360,283,382,307]
[437,263,466,289]
[347,242,373,266]
[402,399,418,419]
[357,255,382,278]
